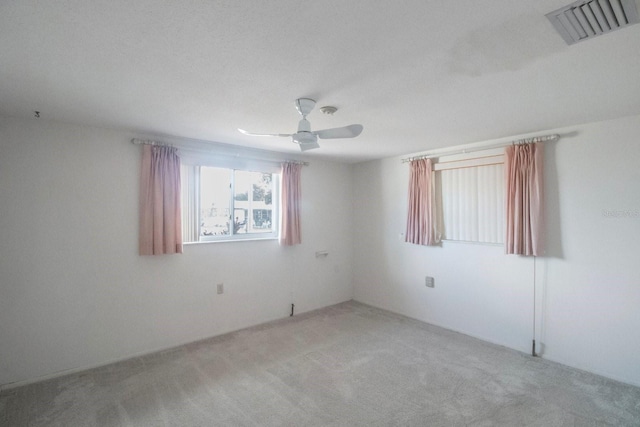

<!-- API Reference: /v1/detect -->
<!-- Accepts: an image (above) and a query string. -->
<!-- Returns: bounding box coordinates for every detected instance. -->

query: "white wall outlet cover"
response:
[425,277,435,288]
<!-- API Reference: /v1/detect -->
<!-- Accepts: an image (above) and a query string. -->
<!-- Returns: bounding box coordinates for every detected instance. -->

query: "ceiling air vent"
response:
[546,0,640,45]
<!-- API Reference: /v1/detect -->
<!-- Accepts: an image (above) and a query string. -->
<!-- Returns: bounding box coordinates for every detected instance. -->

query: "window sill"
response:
[184,236,279,245]
[441,239,504,247]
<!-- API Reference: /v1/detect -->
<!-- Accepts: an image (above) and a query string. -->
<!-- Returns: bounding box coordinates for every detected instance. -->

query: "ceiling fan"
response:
[238,98,363,151]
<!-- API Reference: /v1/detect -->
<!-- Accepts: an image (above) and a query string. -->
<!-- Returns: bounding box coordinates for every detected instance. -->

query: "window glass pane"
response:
[200,167,232,237]
[233,170,273,235]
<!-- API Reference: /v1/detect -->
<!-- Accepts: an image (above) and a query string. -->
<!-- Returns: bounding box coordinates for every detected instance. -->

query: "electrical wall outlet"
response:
[425,276,435,288]
[217,283,224,294]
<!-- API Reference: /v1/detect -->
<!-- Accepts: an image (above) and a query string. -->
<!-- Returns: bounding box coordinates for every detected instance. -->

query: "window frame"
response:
[181,163,280,244]
[433,148,505,245]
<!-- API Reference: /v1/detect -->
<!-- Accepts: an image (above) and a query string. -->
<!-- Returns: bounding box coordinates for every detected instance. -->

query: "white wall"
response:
[0,117,353,387]
[2,113,639,389]
[353,114,640,387]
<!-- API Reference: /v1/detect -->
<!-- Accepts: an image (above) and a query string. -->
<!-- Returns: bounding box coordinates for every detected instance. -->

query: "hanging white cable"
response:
[290,250,296,316]
[532,256,538,357]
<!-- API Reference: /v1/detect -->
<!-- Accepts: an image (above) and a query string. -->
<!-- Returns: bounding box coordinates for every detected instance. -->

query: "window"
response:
[434,150,505,244]
[181,165,279,243]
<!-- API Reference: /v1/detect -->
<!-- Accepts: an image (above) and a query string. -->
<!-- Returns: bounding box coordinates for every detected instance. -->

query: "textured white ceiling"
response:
[1,1,640,162]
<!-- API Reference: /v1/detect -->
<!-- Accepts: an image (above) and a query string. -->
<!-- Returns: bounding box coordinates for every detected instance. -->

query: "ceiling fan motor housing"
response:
[298,118,311,132]
[292,131,317,145]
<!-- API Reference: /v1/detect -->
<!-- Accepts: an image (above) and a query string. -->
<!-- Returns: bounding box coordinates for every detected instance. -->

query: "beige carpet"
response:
[1,301,639,426]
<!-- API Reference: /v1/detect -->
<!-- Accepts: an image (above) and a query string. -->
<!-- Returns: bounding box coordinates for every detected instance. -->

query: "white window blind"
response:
[180,164,200,243]
[438,162,504,244]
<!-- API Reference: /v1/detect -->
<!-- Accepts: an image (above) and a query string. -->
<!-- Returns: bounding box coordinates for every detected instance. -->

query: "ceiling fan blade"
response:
[313,124,363,139]
[298,140,320,152]
[238,128,292,138]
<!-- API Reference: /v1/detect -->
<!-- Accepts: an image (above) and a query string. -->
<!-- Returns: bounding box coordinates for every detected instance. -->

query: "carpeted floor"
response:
[1,301,639,426]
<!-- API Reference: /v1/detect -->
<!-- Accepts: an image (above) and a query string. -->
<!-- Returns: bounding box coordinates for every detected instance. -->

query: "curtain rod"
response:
[401,134,560,163]
[131,138,309,166]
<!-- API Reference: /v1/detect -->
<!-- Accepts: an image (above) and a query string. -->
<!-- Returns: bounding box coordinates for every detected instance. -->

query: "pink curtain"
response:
[405,158,439,246]
[139,144,183,255]
[505,143,544,256]
[280,162,302,246]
